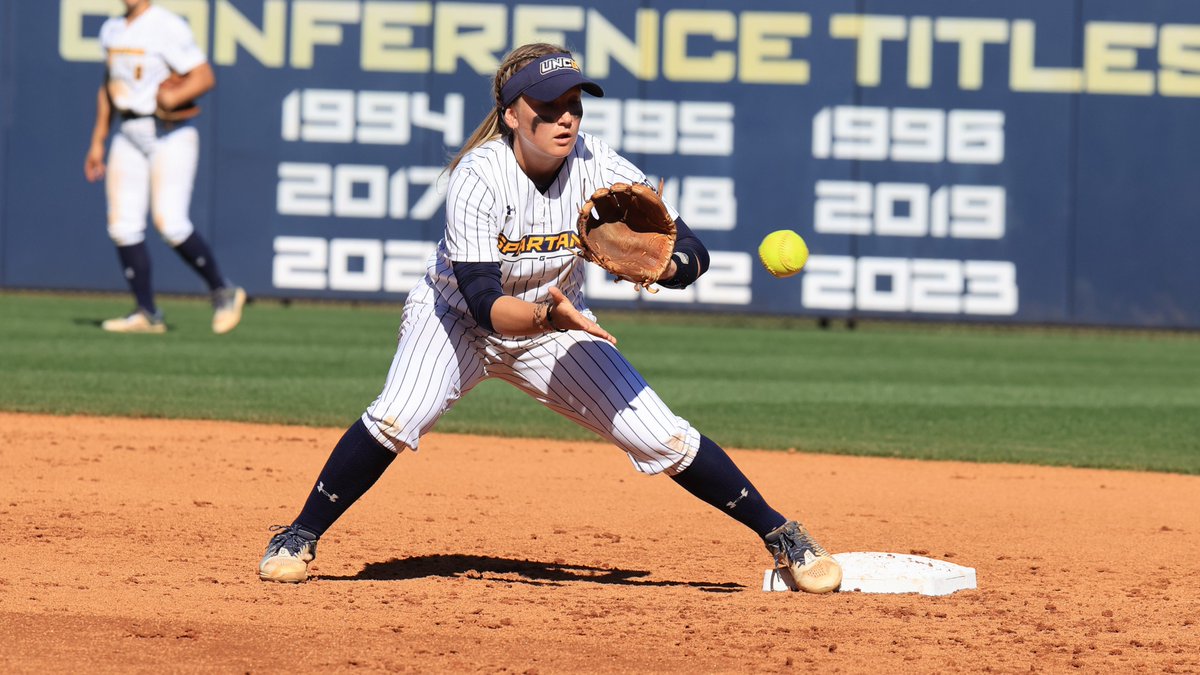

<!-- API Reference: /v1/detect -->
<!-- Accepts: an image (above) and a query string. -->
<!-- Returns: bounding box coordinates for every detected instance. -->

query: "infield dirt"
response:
[2,412,1197,673]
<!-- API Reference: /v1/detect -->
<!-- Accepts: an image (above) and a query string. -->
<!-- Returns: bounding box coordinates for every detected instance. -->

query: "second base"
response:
[763,552,977,596]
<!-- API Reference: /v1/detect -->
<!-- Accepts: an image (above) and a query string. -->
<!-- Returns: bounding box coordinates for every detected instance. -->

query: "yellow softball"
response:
[758,230,809,278]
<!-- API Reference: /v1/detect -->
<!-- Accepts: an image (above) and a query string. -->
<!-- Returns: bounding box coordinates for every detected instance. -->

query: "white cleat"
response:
[764,520,843,594]
[102,309,166,334]
[212,286,246,334]
[258,524,318,583]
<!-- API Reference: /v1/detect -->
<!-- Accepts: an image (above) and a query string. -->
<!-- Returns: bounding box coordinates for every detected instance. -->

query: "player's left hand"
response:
[576,181,677,293]
[155,72,197,114]
[156,86,184,112]
[657,259,678,282]
[548,287,616,345]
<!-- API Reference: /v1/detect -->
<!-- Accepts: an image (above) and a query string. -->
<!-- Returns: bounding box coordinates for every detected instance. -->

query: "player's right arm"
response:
[488,291,615,344]
[445,164,614,343]
[453,261,613,343]
[84,77,111,183]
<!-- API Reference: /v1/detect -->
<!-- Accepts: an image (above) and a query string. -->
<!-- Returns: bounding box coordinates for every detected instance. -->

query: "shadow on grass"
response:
[319,553,744,592]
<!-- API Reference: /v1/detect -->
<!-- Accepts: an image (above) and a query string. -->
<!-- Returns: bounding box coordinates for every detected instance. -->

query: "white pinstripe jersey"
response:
[100,6,206,117]
[416,132,679,320]
[368,133,701,473]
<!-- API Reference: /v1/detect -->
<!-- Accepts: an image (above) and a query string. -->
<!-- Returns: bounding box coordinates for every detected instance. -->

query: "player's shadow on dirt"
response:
[321,554,744,593]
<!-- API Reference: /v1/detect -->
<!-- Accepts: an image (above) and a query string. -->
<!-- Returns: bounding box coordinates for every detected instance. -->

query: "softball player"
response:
[258,44,841,593]
[85,0,245,334]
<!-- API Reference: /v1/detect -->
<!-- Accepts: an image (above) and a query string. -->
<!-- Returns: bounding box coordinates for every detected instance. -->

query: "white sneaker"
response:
[259,524,318,583]
[101,309,166,334]
[764,520,842,594]
[212,286,246,334]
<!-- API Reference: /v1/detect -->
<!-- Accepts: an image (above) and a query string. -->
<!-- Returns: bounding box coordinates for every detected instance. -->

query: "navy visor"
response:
[499,53,604,107]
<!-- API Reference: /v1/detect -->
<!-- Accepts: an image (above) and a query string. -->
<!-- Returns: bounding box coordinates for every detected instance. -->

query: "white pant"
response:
[363,288,701,476]
[105,117,198,247]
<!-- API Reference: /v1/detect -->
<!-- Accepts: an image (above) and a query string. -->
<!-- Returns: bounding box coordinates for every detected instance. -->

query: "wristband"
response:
[544,301,567,332]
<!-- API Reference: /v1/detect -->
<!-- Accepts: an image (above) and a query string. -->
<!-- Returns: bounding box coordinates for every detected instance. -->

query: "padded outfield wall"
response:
[1,0,1199,328]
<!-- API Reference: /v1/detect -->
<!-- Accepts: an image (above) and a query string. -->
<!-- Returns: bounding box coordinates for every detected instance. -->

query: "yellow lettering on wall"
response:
[1009,20,1083,93]
[512,5,584,52]
[739,12,809,85]
[663,10,736,83]
[829,14,907,87]
[585,8,659,80]
[214,0,286,67]
[907,16,933,89]
[1159,24,1200,97]
[433,2,505,74]
[1085,22,1156,95]
[52,1,1200,98]
[291,1,360,69]
[59,0,118,62]
[934,18,1008,90]
[58,0,208,61]
[362,1,431,72]
[160,0,210,52]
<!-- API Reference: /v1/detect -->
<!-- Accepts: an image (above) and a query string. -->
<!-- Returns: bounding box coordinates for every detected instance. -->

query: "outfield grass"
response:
[2,291,1198,474]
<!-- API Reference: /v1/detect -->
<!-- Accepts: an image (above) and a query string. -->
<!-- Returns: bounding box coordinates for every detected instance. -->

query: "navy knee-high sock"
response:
[116,243,156,314]
[172,232,226,291]
[670,435,787,538]
[294,419,397,538]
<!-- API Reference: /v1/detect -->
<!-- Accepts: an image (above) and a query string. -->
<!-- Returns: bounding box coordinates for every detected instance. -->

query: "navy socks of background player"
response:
[172,232,227,291]
[292,419,396,540]
[670,435,787,539]
[116,243,157,315]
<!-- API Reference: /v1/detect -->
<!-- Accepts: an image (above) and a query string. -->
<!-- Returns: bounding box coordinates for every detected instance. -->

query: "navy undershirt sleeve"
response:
[452,261,503,332]
[657,217,710,289]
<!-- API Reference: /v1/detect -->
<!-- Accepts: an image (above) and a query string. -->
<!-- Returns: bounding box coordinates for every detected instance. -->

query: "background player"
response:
[257,43,841,593]
[84,0,244,334]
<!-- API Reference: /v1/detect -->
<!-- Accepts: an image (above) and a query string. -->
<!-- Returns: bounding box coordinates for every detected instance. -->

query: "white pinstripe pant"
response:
[105,117,198,247]
[362,297,700,476]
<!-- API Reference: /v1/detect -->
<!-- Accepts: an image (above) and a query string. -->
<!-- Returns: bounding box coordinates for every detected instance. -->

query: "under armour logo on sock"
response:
[726,487,749,510]
[317,481,339,503]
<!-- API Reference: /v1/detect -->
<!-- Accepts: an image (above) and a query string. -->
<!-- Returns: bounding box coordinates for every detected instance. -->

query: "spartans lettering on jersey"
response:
[497,232,581,258]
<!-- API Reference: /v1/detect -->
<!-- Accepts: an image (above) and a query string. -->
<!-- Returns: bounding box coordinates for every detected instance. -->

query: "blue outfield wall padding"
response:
[0,0,11,283]
[2,0,1199,328]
